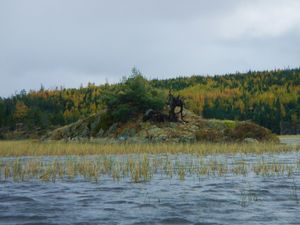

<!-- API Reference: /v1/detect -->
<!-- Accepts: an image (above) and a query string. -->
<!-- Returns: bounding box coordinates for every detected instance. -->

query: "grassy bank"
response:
[0,140,298,157]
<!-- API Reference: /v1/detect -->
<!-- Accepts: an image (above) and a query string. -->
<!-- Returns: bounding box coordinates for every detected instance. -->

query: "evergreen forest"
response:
[0,68,299,136]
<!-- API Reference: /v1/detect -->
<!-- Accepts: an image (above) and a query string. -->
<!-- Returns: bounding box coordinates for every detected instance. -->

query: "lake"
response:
[0,149,300,225]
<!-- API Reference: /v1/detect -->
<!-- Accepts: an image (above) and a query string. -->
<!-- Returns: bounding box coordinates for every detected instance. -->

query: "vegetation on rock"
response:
[45,108,278,143]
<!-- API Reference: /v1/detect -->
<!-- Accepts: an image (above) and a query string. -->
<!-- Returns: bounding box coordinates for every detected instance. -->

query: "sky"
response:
[1,0,300,97]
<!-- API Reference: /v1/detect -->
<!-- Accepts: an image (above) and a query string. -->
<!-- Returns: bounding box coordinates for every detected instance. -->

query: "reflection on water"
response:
[0,153,299,225]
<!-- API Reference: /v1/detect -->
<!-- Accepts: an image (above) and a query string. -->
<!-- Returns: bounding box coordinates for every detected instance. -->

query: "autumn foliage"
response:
[0,68,299,135]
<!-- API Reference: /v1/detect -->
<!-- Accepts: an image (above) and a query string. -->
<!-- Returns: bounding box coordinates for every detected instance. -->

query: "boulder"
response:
[243,138,259,143]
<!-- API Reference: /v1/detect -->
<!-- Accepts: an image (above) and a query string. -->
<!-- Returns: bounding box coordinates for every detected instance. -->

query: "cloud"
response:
[218,0,300,39]
[0,0,299,97]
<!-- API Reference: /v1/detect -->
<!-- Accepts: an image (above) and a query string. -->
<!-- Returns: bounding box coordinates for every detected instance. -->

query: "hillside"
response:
[0,68,299,139]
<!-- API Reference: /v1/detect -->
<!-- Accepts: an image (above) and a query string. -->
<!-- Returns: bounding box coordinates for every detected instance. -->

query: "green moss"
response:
[223,120,237,129]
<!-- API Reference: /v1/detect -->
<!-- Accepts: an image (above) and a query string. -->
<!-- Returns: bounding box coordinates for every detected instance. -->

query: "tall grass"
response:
[1,155,299,183]
[0,140,299,183]
[0,140,298,157]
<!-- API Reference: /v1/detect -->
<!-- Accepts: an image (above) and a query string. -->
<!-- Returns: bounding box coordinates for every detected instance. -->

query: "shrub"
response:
[102,68,165,124]
[195,128,223,142]
[228,122,278,142]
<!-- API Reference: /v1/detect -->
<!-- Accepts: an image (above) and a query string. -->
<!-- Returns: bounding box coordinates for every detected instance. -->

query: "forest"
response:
[0,68,299,137]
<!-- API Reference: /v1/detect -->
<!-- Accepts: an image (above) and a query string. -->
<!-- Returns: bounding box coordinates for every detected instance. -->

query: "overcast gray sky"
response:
[1,0,300,97]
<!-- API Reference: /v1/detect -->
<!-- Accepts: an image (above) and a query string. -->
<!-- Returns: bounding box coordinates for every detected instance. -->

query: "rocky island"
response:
[45,108,277,143]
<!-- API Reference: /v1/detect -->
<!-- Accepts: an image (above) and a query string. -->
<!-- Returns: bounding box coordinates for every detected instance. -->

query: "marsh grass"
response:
[0,140,298,157]
[0,140,299,182]
[1,155,299,183]
[290,178,299,205]
[240,184,258,207]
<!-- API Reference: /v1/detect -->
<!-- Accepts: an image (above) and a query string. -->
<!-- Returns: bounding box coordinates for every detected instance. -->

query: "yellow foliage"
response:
[13,101,28,121]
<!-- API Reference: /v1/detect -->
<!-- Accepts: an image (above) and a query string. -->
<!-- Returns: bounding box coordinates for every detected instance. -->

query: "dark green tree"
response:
[102,68,165,123]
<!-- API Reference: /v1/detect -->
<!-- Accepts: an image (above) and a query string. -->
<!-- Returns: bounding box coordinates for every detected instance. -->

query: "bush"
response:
[111,104,132,123]
[228,122,278,142]
[87,112,111,136]
[195,129,223,142]
[102,68,165,124]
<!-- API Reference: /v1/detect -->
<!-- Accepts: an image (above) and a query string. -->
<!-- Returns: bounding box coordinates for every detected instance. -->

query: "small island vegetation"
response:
[0,68,299,184]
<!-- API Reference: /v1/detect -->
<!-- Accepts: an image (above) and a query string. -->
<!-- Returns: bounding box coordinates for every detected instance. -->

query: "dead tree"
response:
[167,90,187,122]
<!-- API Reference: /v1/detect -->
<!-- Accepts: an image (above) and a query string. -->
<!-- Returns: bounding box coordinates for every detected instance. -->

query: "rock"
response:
[179,135,196,143]
[243,138,259,143]
[119,127,136,137]
[44,109,279,143]
[105,123,118,136]
[81,126,90,137]
[143,109,168,122]
[118,135,128,141]
[96,129,104,138]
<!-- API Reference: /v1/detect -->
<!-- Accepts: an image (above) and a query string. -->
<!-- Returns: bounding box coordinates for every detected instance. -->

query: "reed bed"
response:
[0,140,298,157]
[1,155,299,183]
[0,140,299,183]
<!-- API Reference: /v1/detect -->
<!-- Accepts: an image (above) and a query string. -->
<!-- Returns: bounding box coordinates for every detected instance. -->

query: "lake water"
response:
[0,172,299,225]
[1,138,300,225]
[279,135,300,146]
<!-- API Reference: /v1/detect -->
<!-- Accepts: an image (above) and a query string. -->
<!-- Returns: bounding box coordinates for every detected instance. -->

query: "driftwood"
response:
[167,90,187,122]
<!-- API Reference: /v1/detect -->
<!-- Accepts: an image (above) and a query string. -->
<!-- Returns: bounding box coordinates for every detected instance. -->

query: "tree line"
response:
[0,68,299,135]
